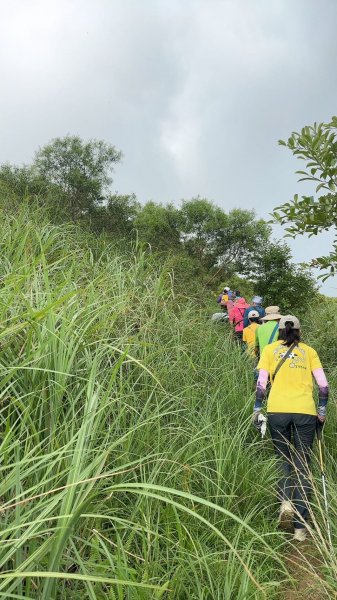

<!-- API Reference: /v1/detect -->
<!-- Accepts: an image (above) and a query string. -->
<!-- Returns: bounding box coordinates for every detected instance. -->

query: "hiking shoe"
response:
[293,528,306,542]
[279,501,294,530]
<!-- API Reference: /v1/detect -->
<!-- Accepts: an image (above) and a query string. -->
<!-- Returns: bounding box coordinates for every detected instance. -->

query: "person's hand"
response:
[252,410,261,430]
[317,406,327,424]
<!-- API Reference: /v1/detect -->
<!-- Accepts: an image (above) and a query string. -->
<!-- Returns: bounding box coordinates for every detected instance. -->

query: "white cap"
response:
[279,315,301,330]
[248,309,260,319]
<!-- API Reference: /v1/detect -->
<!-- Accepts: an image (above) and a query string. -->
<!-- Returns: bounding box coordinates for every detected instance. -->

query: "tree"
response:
[134,202,181,250]
[89,193,140,236]
[33,136,122,220]
[180,198,270,276]
[0,163,49,197]
[273,116,337,279]
[213,209,270,276]
[180,198,227,271]
[254,242,317,312]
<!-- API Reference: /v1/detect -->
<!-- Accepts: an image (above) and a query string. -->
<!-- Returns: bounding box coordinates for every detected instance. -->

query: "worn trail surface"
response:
[282,539,334,600]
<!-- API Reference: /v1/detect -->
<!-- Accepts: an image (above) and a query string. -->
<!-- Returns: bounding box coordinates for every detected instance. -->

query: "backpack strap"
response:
[270,343,297,384]
[268,323,279,344]
[234,308,245,326]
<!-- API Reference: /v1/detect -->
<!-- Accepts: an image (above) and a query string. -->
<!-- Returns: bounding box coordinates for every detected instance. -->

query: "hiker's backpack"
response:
[220,293,228,306]
[234,307,246,328]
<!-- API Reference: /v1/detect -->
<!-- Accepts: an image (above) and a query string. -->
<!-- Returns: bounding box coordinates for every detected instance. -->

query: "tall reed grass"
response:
[0,204,335,599]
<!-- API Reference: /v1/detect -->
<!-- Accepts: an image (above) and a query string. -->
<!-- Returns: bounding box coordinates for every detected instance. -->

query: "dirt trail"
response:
[282,539,334,600]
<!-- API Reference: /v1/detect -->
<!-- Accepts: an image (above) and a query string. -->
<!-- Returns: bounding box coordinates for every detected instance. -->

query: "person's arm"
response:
[251,369,268,429]
[242,329,248,351]
[254,328,260,358]
[310,348,329,422]
[253,369,269,414]
[313,368,329,422]
[252,345,271,420]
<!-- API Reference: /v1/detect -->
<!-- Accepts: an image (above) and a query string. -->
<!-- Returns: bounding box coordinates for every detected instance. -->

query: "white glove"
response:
[258,413,267,438]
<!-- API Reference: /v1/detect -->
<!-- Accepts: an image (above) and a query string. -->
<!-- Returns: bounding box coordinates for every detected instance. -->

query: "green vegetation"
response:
[274,116,337,279]
[0,136,317,311]
[254,242,317,313]
[0,136,122,223]
[0,133,334,598]
[0,201,335,599]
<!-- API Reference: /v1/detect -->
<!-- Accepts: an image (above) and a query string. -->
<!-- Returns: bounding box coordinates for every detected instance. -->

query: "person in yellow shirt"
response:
[216,287,230,312]
[252,315,329,542]
[242,310,260,355]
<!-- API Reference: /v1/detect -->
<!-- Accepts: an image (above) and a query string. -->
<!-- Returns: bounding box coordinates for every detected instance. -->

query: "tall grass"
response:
[0,203,335,598]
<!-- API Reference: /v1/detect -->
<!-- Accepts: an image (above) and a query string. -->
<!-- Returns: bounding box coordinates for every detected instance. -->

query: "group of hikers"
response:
[216,287,329,543]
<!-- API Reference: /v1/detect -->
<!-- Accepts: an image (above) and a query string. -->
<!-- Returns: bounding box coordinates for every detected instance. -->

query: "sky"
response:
[1,0,337,294]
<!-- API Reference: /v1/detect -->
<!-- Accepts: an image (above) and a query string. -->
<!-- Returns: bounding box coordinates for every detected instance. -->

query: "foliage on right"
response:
[273,116,337,280]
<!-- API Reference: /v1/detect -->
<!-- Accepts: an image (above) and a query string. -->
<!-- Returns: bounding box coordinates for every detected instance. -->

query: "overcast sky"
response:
[1,0,336,294]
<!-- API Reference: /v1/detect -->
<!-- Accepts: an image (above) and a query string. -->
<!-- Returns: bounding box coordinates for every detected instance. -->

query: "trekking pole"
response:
[316,421,333,549]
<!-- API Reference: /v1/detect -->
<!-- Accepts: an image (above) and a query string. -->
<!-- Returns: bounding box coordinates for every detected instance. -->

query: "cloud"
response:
[0,0,337,293]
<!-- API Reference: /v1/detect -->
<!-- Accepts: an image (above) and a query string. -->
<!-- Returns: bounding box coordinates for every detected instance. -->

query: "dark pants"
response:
[268,413,317,529]
[234,331,243,344]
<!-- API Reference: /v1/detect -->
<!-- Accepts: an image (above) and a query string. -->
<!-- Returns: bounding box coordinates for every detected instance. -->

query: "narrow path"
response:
[282,539,333,599]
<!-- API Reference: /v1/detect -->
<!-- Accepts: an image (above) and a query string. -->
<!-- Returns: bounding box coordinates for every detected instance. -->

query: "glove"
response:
[317,405,327,424]
[252,411,267,437]
[252,410,261,430]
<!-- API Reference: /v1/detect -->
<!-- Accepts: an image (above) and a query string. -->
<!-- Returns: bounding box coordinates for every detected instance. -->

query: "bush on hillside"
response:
[254,241,318,312]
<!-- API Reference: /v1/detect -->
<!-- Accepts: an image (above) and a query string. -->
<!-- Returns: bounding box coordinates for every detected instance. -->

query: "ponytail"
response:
[278,322,300,347]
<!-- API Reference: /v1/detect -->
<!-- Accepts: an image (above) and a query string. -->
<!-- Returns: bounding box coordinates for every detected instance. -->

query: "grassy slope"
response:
[0,205,335,599]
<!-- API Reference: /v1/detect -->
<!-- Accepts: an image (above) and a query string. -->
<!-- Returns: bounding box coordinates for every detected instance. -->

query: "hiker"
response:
[226,291,236,314]
[255,306,282,357]
[253,315,329,542]
[229,296,249,342]
[216,287,230,311]
[216,287,228,304]
[243,296,265,327]
[242,310,260,355]
[227,290,241,313]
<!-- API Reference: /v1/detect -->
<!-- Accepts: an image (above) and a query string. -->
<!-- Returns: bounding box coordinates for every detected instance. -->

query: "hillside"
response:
[0,206,335,599]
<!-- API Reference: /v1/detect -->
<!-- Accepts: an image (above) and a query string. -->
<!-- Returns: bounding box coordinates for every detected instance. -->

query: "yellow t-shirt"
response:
[257,341,322,415]
[243,323,259,355]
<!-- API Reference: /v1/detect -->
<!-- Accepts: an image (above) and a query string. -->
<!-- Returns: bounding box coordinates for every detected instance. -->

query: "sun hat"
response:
[279,315,300,330]
[248,309,260,319]
[252,296,263,304]
[261,306,282,321]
